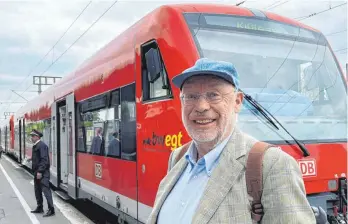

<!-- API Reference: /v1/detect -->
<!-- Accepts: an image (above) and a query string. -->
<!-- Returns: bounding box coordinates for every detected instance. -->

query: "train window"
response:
[14,125,19,155]
[77,87,136,161]
[42,119,52,156]
[25,122,34,150]
[81,109,107,155]
[77,104,86,153]
[120,83,136,161]
[105,90,121,158]
[111,90,120,106]
[141,40,172,101]
[77,126,86,152]
[105,107,121,158]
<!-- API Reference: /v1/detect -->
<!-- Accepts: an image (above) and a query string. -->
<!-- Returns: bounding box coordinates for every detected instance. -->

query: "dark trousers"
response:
[34,176,54,209]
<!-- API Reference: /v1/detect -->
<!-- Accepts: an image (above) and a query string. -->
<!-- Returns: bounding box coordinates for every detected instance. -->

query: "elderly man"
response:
[147,58,316,223]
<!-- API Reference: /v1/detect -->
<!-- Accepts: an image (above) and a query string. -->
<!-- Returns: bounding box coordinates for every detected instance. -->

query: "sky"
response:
[0,0,347,124]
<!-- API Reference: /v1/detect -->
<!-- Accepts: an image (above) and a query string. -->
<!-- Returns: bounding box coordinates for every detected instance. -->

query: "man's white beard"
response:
[183,113,236,149]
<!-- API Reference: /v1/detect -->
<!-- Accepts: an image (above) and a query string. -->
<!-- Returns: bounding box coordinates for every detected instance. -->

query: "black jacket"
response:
[107,138,120,157]
[32,141,50,174]
[91,136,105,155]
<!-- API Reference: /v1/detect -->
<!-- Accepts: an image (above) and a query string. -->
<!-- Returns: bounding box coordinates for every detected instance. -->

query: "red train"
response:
[1,4,347,224]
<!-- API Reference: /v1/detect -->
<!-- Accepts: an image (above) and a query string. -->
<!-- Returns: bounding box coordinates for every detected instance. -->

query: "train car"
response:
[5,116,15,157]
[8,4,347,224]
[0,118,11,154]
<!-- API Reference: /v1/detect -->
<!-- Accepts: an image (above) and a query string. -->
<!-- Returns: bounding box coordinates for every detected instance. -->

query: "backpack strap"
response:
[246,141,275,223]
[171,140,274,223]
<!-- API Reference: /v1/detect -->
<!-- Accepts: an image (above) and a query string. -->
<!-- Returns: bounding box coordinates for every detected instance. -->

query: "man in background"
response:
[91,127,105,155]
[107,131,120,157]
[30,129,55,217]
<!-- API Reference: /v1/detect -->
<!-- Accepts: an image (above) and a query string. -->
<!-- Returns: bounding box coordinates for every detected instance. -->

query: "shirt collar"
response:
[185,133,232,176]
[33,139,41,146]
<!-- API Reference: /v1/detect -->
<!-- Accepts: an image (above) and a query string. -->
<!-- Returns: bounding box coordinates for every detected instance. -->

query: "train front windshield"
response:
[184,13,347,142]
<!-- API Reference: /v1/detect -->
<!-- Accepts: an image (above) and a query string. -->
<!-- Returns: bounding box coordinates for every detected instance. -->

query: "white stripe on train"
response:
[78,177,152,223]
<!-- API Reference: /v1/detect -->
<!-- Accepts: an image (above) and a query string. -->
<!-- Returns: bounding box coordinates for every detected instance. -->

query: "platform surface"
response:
[0,155,93,224]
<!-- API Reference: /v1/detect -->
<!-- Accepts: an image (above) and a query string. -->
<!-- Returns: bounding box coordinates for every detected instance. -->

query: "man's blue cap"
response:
[172,58,240,90]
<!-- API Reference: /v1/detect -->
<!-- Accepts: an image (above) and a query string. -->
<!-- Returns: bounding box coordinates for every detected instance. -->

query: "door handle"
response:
[142,164,146,174]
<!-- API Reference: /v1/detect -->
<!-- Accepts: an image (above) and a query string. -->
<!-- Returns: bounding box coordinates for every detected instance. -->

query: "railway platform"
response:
[0,155,93,224]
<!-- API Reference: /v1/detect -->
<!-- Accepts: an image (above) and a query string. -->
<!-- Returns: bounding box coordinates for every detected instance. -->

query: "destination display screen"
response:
[80,95,108,113]
[184,13,322,43]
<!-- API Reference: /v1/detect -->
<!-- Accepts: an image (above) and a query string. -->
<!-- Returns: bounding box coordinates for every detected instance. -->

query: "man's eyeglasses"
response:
[180,91,233,105]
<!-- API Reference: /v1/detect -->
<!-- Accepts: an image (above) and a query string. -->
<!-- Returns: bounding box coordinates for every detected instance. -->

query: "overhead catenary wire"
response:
[20,0,119,96]
[334,47,348,52]
[264,0,291,11]
[0,1,92,122]
[294,2,347,21]
[1,0,119,125]
[32,0,119,82]
[325,29,347,36]
[14,1,93,90]
[263,0,281,10]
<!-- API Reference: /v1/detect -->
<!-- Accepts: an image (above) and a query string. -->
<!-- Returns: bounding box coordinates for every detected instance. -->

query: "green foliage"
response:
[25,120,50,137]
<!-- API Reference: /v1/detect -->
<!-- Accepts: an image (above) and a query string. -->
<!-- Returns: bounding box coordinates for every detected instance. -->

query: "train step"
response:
[55,190,70,201]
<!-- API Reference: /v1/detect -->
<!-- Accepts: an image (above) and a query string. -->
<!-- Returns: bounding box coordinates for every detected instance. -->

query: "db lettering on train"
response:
[298,159,317,177]
[95,162,102,179]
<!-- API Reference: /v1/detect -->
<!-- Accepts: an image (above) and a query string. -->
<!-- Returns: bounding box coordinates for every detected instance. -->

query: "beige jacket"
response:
[147,127,316,224]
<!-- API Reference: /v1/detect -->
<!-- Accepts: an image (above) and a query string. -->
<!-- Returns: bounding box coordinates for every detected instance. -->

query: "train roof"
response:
[15,3,321,120]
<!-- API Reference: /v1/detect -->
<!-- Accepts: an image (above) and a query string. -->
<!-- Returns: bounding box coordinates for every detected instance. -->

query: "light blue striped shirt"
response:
[157,135,231,224]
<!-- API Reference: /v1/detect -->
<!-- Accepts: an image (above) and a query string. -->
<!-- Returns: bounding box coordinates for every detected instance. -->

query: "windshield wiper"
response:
[242,91,310,157]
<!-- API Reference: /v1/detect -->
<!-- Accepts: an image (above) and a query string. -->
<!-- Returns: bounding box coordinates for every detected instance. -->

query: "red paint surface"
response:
[278,143,347,194]
[77,153,137,200]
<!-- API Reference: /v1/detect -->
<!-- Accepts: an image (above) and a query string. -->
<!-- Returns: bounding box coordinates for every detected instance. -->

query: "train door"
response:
[51,102,59,187]
[21,119,26,165]
[14,122,20,162]
[136,40,174,222]
[0,128,2,153]
[10,116,14,151]
[66,93,77,199]
[51,94,76,197]
[5,126,8,153]
[59,105,69,186]
[19,119,22,163]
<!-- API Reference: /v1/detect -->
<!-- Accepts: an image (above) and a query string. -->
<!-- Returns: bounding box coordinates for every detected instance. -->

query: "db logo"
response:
[298,159,316,177]
[95,163,102,179]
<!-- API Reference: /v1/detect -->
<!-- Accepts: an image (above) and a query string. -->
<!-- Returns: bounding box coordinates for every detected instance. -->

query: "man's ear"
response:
[234,91,244,113]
